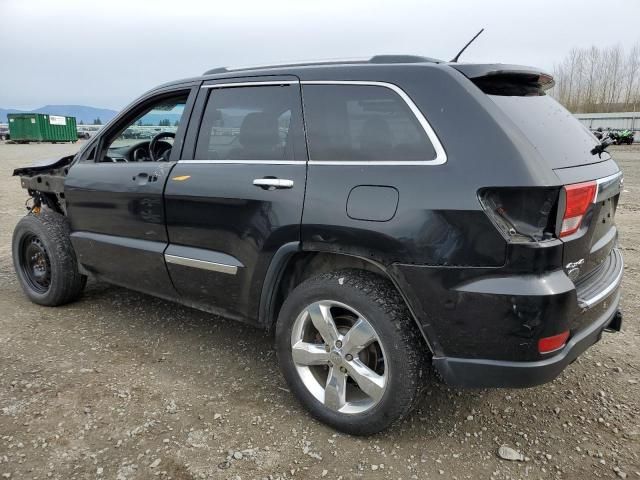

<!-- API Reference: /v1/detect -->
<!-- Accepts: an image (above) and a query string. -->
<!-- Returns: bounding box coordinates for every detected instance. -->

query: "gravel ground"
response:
[0,141,638,480]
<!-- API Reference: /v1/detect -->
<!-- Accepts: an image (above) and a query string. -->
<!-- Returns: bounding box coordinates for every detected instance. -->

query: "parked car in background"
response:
[0,125,9,141]
[10,55,624,434]
[77,125,103,140]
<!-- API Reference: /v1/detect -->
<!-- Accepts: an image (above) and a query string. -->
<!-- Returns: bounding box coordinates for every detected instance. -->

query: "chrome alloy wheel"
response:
[290,300,387,414]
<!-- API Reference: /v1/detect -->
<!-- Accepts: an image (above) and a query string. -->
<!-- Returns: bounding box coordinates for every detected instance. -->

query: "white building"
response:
[575,112,639,141]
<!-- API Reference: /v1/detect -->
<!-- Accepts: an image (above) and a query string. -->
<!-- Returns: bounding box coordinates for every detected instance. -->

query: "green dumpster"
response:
[8,113,77,143]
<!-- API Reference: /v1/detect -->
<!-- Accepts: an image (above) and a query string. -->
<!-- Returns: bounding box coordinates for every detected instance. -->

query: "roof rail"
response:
[203,55,441,75]
[369,54,442,64]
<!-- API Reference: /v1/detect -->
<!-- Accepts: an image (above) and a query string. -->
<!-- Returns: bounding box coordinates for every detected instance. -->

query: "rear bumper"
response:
[433,289,622,388]
[392,246,624,388]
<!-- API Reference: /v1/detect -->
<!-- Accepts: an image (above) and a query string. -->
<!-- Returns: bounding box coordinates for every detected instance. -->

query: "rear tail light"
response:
[479,187,559,242]
[559,181,597,238]
[480,181,598,242]
[538,331,570,354]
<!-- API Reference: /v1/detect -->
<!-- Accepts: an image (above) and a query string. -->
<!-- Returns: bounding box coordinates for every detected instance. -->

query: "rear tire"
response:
[275,269,427,435]
[12,211,86,306]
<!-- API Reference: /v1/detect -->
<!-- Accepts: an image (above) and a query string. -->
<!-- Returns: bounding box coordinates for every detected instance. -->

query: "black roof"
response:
[202,55,443,76]
[148,56,551,95]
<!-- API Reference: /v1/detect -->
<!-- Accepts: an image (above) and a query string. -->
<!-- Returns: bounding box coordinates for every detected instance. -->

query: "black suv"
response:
[11,56,624,435]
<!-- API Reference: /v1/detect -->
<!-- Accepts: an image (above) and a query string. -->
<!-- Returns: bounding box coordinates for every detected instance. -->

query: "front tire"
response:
[12,211,86,306]
[275,269,427,435]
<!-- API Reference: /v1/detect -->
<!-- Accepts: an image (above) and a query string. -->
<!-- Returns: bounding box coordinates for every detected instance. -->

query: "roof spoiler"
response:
[450,64,555,94]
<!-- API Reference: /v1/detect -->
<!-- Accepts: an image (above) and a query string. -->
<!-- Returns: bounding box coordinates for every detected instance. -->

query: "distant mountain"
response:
[137,113,183,126]
[0,108,22,122]
[0,105,119,125]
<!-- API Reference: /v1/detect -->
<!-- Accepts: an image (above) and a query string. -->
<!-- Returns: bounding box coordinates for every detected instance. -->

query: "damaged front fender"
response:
[13,154,75,214]
[13,154,75,177]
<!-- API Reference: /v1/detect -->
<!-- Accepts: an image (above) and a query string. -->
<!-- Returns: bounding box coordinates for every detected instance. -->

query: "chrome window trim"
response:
[201,81,298,89]
[179,160,306,165]
[300,80,447,166]
[191,79,447,166]
[165,254,238,275]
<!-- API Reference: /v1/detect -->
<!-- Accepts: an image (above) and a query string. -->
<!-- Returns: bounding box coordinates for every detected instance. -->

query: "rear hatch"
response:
[456,64,622,291]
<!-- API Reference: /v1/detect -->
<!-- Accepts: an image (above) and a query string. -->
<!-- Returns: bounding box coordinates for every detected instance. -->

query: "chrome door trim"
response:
[300,80,447,166]
[165,254,238,275]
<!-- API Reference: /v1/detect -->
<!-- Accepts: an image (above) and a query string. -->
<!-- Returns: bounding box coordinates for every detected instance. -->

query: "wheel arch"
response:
[259,244,434,354]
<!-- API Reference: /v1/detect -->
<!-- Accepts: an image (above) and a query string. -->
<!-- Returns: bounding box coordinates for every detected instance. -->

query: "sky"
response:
[1,0,639,111]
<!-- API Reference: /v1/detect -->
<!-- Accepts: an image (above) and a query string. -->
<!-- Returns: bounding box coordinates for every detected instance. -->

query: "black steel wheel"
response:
[12,211,86,306]
[19,233,52,294]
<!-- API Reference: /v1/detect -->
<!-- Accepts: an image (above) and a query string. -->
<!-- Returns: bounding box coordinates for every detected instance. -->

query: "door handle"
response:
[253,178,294,190]
[132,172,158,184]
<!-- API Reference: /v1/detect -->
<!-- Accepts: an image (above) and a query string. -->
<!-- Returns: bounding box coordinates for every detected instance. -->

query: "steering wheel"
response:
[149,132,175,161]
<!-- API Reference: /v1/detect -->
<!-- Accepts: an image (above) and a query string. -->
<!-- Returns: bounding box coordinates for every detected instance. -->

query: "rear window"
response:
[489,95,602,168]
[302,85,436,162]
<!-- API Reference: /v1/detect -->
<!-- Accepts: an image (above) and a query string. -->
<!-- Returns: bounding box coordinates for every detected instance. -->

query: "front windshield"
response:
[110,99,186,149]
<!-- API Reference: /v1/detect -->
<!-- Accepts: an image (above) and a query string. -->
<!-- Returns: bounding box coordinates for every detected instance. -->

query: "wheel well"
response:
[267,250,428,334]
[267,252,386,330]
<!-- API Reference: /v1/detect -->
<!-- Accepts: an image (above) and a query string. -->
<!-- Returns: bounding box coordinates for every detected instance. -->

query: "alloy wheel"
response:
[290,300,387,414]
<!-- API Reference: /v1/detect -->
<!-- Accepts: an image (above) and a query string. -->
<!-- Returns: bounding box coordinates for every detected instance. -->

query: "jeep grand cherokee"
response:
[12,55,624,434]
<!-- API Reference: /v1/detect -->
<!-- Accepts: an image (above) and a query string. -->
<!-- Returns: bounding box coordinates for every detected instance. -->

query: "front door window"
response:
[99,94,188,163]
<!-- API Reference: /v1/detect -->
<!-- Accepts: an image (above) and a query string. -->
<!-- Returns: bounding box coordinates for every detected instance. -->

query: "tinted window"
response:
[196,85,299,160]
[489,95,602,168]
[302,85,436,161]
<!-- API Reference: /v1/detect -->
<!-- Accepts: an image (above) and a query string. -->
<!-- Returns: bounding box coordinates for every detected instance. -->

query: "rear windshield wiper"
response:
[591,136,615,157]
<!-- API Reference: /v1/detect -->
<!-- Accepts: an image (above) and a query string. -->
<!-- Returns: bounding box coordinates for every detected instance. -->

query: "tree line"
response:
[550,42,640,113]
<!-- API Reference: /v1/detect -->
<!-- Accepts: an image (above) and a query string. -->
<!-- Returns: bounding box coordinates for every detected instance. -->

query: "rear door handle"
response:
[253,178,294,190]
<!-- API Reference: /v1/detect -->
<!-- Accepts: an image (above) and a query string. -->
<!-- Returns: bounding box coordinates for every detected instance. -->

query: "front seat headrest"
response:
[238,112,279,149]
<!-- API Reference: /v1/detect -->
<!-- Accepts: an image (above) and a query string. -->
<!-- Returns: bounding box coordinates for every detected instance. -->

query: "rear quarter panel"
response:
[299,64,560,268]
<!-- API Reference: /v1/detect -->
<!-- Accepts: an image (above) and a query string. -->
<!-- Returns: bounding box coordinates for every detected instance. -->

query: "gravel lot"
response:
[0,141,638,480]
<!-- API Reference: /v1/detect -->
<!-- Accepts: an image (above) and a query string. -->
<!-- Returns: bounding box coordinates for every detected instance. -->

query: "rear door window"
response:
[195,85,301,161]
[302,84,436,162]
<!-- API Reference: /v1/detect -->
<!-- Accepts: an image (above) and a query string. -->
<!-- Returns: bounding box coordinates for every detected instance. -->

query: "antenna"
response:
[450,28,485,63]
